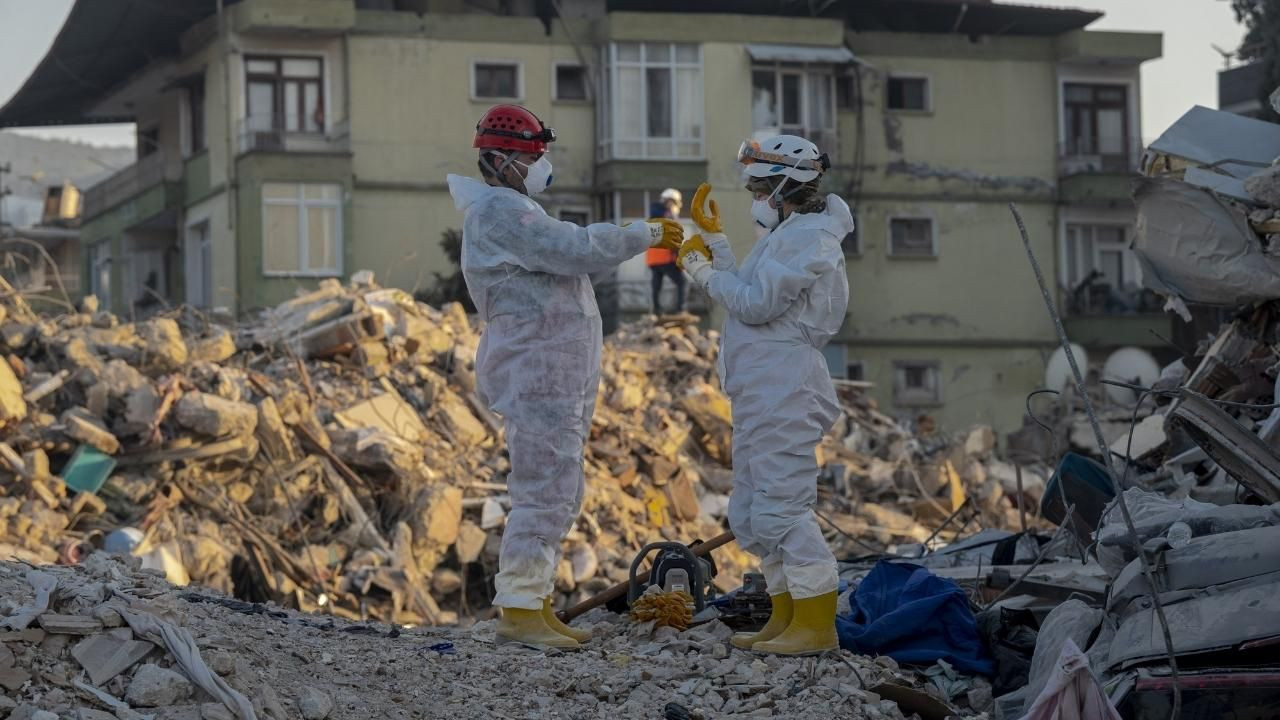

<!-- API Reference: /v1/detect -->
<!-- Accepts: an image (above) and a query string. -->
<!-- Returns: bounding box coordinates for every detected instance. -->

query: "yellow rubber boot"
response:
[752,591,839,656]
[542,597,591,643]
[730,592,793,650]
[496,606,580,649]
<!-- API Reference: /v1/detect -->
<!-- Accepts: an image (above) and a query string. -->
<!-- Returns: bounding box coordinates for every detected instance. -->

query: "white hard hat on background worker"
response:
[446,104,684,649]
[678,133,853,656]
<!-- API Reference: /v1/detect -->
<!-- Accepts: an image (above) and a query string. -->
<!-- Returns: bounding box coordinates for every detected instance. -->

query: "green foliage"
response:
[417,228,475,313]
[1232,0,1280,121]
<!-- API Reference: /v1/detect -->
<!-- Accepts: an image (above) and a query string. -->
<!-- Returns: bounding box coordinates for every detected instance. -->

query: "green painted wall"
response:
[78,183,183,312]
[234,153,354,311]
[184,152,213,206]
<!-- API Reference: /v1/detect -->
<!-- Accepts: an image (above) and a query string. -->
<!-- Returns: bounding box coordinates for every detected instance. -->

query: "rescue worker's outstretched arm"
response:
[480,208,655,276]
[699,240,834,325]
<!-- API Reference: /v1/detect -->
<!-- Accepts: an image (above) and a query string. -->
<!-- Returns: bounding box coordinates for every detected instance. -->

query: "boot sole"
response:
[496,633,580,651]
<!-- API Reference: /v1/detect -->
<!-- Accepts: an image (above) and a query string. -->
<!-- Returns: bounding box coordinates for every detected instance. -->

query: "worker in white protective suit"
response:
[446,104,685,648]
[677,135,853,656]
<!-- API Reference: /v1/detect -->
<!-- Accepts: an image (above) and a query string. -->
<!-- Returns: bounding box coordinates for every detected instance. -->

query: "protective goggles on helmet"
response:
[736,140,830,174]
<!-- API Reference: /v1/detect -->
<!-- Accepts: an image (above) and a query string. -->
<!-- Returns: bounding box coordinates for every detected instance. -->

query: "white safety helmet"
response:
[738,135,829,184]
[659,188,683,205]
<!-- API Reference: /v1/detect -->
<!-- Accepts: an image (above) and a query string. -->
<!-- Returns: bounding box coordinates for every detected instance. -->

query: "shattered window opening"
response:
[887,75,929,112]
[554,63,588,102]
[472,62,521,100]
[751,64,837,152]
[888,217,935,257]
[893,361,942,406]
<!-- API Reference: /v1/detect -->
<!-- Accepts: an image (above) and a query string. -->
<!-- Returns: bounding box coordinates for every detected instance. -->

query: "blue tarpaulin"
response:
[836,561,995,675]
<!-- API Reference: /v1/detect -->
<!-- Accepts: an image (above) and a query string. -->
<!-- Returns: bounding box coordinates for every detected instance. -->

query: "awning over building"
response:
[746,44,859,65]
[0,0,218,128]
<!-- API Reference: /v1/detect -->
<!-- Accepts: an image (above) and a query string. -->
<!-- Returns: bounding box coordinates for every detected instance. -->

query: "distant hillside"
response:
[0,131,133,199]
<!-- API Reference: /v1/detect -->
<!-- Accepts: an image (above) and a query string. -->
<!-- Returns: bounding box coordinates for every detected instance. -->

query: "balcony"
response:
[1058,137,1145,206]
[1058,137,1143,175]
[82,152,182,219]
[237,116,351,156]
[1062,276,1171,349]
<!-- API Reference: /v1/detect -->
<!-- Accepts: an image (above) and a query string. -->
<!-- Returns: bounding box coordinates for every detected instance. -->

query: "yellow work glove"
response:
[677,234,713,270]
[644,217,684,251]
[690,183,723,234]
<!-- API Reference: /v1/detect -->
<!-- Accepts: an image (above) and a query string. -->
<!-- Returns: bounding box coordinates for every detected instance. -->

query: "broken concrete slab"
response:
[188,329,236,364]
[125,664,194,707]
[1168,390,1280,504]
[0,357,27,423]
[333,385,428,443]
[61,407,120,455]
[72,633,156,685]
[138,318,189,369]
[37,614,104,635]
[175,393,258,438]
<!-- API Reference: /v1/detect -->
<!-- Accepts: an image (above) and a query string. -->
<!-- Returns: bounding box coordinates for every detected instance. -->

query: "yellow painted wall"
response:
[349,189,455,295]
[844,200,1058,343]
[347,33,593,192]
[855,51,1059,197]
[853,345,1051,432]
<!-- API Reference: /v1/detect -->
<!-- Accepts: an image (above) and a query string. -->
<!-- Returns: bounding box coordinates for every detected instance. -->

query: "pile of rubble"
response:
[0,554,988,720]
[0,271,1035,628]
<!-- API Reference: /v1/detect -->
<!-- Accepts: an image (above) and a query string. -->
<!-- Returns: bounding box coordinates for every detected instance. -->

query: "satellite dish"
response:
[1103,347,1161,405]
[1045,344,1088,392]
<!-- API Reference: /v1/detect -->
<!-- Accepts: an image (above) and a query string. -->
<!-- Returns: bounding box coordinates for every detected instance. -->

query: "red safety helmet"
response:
[473,104,556,153]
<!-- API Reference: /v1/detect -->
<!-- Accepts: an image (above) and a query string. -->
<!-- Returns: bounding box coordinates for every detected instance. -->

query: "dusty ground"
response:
[0,556,986,720]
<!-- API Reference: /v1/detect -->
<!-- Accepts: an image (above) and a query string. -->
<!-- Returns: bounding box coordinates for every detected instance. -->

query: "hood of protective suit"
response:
[447,173,512,212]
[820,194,856,236]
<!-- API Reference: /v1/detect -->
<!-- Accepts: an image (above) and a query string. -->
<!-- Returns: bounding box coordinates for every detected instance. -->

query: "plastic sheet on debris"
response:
[1133,177,1280,308]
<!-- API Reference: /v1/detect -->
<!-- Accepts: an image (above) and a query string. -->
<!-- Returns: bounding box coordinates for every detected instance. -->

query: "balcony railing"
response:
[237,115,350,155]
[83,152,179,218]
[1058,137,1145,175]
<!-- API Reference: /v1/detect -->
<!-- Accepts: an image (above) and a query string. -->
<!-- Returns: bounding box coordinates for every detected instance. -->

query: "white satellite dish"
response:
[1045,344,1088,392]
[1103,347,1161,405]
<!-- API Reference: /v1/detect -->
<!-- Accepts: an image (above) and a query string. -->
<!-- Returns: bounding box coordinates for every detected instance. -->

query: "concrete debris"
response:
[124,664,194,707]
[175,392,258,439]
[0,274,1028,625]
[0,556,987,719]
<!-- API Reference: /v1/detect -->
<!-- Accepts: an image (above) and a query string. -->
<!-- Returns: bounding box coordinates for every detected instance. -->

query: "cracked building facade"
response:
[0,0,1163,434]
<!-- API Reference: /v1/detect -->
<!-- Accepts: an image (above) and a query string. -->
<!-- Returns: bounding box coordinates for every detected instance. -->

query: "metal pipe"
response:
[1008,203,1181,719]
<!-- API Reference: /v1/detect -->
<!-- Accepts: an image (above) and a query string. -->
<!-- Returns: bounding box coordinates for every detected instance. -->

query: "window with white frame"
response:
[751,65,836,150]
[262,183,343,276]
[893,361,941,406]
[88,241,111,302]
[887,75,930,112]
[1064,223,1141,314]
[554,63,589,102]
[472,61,521,100]
[599,42,703,159]
[888,217,935,257]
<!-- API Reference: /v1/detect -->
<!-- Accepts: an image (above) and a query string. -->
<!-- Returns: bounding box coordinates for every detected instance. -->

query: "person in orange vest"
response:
[647,188,685,314]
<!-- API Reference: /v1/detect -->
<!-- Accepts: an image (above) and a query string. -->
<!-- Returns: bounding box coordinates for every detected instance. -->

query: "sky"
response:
[0,0,1251,149]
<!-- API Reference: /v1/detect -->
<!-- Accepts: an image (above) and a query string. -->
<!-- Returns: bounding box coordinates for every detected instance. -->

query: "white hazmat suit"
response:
[447,174,651,610]
[699,195,853,599]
